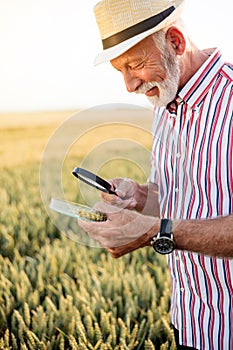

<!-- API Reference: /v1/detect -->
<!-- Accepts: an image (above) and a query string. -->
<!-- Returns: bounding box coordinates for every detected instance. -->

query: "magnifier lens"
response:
[72,167,116,195]
[77,174,108,192]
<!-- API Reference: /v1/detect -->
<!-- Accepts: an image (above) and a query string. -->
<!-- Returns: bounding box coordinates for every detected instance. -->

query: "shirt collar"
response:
[178,48,225,109]
[166,96,183,116]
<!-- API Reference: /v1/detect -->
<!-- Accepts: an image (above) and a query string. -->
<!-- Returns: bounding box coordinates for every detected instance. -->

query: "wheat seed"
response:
[77,209,107,221]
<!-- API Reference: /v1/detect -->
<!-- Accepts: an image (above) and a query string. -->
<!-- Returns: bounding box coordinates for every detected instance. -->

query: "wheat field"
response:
[0,109,175,350]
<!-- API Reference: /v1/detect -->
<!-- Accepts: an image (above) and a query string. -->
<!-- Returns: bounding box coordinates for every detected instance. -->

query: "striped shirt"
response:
[149,49,233,350]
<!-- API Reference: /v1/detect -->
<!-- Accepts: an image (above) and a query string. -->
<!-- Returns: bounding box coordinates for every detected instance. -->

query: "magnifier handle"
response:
[107,187,117,195]
[95,180,118,195]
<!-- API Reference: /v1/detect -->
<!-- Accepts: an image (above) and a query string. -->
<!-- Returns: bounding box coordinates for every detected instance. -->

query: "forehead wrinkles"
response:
[110,35,158,69]
[110,48,155,70]
[111,49,147,70]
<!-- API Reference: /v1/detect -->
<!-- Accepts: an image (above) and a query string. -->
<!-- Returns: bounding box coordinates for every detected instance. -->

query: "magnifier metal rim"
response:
[72,167,116,194]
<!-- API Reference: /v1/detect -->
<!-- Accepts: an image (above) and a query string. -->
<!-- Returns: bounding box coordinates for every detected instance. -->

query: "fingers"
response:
[106,247,125,258]
[77,200,159,253]
[101,192,137,209]
[100,192,122,205]
[106,232,151,258]
[112,178,134,197]
[100,178,138,209]
[106,245,136,258]
[92,201,122,214]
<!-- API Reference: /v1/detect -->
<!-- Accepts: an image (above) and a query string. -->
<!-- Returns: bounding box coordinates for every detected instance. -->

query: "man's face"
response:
[110,34,180,107]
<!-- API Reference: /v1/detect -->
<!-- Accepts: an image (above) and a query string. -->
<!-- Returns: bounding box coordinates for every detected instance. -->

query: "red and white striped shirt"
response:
[150,49,233,349]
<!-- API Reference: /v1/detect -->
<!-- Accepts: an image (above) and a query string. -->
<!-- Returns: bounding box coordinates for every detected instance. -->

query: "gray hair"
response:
[151,18,188,52]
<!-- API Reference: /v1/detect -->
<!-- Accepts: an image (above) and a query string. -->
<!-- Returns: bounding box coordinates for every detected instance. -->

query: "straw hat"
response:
[93,0,185,65]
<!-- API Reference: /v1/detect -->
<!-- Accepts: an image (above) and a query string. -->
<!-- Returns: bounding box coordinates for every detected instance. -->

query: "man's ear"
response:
[166,26,186,55]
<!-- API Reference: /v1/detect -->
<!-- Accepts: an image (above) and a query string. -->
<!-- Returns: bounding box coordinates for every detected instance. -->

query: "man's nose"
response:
[123,71,142,93]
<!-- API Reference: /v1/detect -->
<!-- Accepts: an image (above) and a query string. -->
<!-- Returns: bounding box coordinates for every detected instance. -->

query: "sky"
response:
[0,0,232,112]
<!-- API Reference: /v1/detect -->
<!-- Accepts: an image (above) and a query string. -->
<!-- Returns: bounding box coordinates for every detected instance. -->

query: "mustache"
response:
[135,81,159,94]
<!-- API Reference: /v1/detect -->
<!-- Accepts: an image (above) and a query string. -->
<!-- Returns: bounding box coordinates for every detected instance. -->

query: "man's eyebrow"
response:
[127,53,148,66]
[111,49,148,70]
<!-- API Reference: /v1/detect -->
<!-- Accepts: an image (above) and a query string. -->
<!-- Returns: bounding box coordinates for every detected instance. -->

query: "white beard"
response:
[136,49,180,107]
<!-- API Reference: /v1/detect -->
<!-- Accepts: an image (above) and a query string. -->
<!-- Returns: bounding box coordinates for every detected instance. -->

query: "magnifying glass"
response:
[72,167,117,195]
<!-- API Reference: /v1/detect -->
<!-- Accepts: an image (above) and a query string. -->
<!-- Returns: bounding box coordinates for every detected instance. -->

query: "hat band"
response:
[102,6,175,50]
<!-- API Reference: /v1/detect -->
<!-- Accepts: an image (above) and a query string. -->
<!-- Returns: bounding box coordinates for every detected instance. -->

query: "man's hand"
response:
[101,178,160,216]
[78,202,159,258]
[101,177,139,209]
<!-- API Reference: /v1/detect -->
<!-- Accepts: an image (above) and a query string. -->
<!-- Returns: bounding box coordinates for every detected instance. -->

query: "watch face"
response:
[153,237,175,254]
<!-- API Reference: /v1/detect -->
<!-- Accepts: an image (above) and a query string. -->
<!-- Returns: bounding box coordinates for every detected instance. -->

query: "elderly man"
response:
[78,0,233,349]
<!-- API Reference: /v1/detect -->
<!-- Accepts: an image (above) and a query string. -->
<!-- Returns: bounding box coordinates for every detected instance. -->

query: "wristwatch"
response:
[151,219,175,254]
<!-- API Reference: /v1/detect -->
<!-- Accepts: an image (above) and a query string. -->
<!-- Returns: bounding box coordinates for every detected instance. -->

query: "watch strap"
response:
[151,218,175,254]
[160,218,173,236]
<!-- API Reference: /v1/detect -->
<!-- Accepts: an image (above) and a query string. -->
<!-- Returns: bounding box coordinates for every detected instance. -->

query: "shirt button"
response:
[193,106,200,117]
[180,288,185,292]
[175,188,179,193]
[176,152,181,158]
